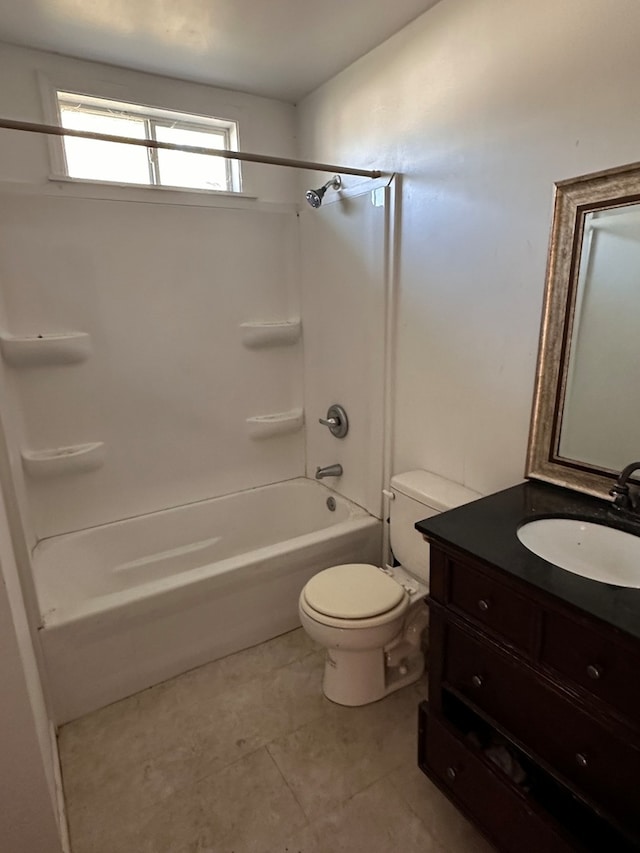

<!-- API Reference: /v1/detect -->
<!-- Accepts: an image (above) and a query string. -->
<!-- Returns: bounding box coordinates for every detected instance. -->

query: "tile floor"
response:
[59,629,493,853]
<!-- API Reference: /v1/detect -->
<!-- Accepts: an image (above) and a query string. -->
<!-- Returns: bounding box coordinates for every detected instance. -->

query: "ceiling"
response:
[0,0,441,102]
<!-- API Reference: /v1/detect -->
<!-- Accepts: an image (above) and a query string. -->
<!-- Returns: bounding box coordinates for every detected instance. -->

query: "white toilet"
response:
[299,470,480,706]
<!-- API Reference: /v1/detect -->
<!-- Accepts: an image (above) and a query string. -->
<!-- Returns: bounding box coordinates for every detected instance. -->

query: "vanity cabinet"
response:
[419,542,640,853]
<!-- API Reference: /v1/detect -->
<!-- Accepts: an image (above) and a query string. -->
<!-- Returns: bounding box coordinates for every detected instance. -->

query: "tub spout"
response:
[315,464,343,479]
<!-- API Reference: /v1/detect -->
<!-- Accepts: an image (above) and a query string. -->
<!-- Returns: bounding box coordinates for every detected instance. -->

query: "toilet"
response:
[299,470,480,706]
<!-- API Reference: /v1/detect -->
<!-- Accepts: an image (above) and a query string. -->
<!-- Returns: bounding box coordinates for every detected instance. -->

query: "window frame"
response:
[148,117,233,191]
[49,88,242,194]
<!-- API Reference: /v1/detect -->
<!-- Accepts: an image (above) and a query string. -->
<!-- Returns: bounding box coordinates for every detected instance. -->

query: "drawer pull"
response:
[471,674,484,689]
[446,766,457,781]
[575,752,588,768]
[477,598,490,612]
[586,664,603,680]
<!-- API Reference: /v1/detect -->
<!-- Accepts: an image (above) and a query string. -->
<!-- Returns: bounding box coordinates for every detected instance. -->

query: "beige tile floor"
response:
[59,629,494,853]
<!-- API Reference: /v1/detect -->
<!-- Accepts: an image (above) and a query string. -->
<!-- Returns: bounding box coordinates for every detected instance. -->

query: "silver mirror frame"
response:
[526,160,640,499]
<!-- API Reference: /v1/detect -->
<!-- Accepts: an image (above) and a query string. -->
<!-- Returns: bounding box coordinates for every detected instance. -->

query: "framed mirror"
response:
[527,160,640,499]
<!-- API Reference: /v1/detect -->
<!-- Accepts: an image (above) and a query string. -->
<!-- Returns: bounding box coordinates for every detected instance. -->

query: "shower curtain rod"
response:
[0,118,383,179]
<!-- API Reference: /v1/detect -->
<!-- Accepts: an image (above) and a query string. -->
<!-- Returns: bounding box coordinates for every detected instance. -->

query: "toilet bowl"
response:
[299,562,428,706]
[299,471,481,706]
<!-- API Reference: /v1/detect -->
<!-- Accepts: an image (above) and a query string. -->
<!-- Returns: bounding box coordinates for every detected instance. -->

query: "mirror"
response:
[527,161,640,499]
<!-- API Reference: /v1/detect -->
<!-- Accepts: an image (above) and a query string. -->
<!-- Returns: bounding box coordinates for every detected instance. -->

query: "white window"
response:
[55,92,241,193]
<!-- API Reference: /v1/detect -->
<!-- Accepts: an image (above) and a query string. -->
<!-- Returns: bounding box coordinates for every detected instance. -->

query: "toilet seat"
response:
[303,563,405,619]
[300,563,409,630]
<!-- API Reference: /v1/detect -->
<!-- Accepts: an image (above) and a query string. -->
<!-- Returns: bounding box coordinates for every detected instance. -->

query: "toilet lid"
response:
[303,564,405,619]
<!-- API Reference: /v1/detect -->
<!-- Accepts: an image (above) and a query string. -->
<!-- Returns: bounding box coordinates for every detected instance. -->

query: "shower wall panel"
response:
[0,193,303,538]
[300,183,389,518]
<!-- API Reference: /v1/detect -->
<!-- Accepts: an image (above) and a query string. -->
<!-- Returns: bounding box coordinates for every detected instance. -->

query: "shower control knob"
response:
[576,753,588,768]
[318,404,349,438]
[471,674,484,689]
[478,599,490,612]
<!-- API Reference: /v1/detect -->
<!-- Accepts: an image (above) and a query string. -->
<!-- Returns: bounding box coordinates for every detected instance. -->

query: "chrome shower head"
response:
[305,175,342,208]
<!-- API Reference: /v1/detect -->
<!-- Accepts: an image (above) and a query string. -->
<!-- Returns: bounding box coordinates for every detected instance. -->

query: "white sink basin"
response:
[517,518,640,587]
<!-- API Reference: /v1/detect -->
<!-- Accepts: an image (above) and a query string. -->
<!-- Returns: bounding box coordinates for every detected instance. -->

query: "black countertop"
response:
[415,479,640,641]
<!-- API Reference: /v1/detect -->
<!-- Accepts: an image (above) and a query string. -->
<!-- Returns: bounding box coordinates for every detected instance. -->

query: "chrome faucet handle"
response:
[318,404,349,438]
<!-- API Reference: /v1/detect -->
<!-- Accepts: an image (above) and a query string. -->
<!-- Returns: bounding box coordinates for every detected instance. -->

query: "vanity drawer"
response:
[420,707,577,853]
[541,610,640,725]
[444,622,640,832]
[447,557,535,653]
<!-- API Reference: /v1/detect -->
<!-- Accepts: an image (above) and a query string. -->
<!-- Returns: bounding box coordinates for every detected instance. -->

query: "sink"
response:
[517,518,640,587]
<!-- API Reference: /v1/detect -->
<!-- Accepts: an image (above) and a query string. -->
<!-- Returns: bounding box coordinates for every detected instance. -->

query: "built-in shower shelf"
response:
[21,442,105,478]
[246,409,304,440]
[0,332,91,367]
[240,320,301,349]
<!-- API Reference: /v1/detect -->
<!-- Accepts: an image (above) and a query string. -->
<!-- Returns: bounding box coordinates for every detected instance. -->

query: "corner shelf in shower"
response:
[239,320,301,349]
[21,442,105,478]
[246,408,304,440]
[0,332,91,367]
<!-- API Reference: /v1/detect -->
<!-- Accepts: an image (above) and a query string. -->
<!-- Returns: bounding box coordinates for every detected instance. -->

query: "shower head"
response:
[305,175,342,208]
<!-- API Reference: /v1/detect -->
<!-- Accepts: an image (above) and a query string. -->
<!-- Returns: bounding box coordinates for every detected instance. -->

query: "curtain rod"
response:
[0,118,383,179]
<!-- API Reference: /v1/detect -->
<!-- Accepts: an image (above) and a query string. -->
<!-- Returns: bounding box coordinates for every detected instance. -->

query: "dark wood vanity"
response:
[416,481,640,853]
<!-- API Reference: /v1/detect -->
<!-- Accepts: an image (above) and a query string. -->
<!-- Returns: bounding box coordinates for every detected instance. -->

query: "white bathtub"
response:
[32,478,381,724]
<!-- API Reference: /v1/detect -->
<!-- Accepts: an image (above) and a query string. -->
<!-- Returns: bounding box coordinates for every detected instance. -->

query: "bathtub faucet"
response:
[315,464,343,479]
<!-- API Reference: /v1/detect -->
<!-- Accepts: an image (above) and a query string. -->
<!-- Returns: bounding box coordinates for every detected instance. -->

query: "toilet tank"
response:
[389,470,481,584]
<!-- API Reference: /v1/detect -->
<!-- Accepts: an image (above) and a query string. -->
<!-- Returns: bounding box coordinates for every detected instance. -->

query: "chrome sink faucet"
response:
[315,464,343,479]
[609,461,640,513]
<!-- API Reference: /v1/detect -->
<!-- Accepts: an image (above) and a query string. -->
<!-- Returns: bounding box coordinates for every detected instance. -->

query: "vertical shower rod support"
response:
[0,118,383,179]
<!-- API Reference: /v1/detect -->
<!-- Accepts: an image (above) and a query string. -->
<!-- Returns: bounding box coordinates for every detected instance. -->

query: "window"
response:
[56,92,241,192]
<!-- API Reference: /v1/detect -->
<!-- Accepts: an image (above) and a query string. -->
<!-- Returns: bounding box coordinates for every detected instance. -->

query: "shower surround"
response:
[0,175,390,722]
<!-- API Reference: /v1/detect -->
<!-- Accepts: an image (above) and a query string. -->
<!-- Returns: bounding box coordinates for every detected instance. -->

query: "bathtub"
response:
[32,478,381,724]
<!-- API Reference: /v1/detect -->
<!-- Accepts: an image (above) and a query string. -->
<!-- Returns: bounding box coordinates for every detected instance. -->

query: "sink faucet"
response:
[315,464,343,479]
[609,461,640,512]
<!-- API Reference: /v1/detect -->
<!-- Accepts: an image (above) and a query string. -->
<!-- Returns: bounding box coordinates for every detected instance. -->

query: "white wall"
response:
[0,45,304,538]
[297,0,640,495]
[0,42,297,203]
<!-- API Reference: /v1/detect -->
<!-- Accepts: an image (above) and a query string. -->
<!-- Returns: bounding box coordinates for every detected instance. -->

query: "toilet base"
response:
[322,644,424,706]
